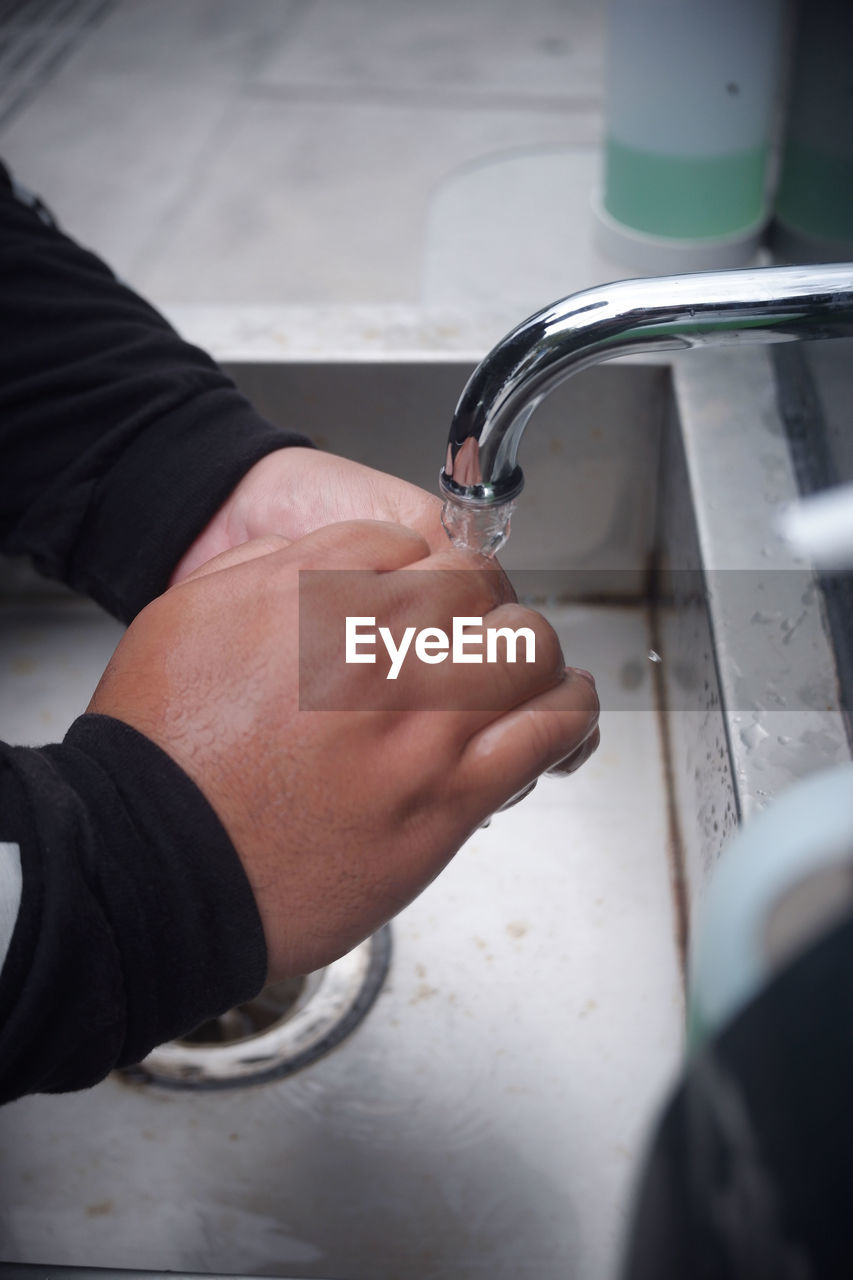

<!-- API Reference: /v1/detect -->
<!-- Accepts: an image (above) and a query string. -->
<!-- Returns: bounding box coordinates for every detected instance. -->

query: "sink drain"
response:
[123,926,391,1090]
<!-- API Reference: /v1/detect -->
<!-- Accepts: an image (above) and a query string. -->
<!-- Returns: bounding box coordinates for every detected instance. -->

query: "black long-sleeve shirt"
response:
[0,163,312,1103]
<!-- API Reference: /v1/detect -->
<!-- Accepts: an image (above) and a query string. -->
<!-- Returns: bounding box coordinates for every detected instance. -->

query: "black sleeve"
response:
[0,161,313,623]
[0,715,268,1104]
[0,167,304,1102]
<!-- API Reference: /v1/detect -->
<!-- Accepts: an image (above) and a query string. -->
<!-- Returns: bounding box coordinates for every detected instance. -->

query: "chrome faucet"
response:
[440,264,853,527]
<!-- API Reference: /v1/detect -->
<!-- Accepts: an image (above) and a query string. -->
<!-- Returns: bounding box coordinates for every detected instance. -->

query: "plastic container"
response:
[596,0,786,271]
[688,762,853,1051]
[772,2,853,263]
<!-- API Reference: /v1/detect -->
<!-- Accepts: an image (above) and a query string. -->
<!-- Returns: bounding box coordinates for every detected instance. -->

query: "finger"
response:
[459,669,600,814]
[545,667,599,773]
[496,777,538,811]
[406,543,516,603]
[345,599,566,726]
[176,533,293,584]
[436,601,567,717]
[410,501,450,555]
[546,725,601,776]
[380,559,515,644]
[318,545,516,675]
[483,722,600,832]
[383,484,447,554]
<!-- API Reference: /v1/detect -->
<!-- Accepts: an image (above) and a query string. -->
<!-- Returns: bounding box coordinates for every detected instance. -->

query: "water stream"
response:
[440,495,516,558]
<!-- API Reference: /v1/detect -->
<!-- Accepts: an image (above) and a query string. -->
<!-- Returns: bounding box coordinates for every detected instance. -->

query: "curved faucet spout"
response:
[439,264,853,509]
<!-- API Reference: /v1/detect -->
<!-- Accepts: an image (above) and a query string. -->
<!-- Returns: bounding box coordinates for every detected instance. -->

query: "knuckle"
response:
[498,605,564,673]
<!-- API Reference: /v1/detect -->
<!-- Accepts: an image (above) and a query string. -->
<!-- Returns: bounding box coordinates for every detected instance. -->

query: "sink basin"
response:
[0,330,848,1280]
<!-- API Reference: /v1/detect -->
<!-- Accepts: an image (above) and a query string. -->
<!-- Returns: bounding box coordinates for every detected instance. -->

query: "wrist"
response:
[169,446,315,586]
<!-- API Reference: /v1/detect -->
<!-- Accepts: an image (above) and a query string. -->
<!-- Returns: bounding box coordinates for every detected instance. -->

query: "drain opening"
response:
[179,975,312,1045]
[122,926,391,1090]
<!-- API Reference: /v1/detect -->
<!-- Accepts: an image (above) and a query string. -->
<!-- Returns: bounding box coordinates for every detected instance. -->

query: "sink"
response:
[0,328,848,1280]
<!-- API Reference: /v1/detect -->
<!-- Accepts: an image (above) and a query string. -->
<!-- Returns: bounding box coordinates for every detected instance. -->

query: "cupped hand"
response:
[170,447,446,583]
[92,520,599,981]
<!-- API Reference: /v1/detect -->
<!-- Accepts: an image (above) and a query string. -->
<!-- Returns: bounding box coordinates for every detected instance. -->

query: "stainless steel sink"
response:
[0,326,848,1280]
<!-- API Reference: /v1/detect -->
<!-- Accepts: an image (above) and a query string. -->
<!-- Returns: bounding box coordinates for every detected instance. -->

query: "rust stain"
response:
[409,983,439,1005]
[85,1200,114,1218]
[647,605,690,987]
[506,920,529,940]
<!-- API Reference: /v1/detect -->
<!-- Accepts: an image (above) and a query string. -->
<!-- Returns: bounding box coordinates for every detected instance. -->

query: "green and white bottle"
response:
[596,0,786,271]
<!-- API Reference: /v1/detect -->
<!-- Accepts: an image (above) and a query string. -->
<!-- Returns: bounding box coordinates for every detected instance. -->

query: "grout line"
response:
[243,80,602,115]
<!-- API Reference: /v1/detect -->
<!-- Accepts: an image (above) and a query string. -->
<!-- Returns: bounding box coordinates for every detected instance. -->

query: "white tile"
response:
[423,147,643,317]
[133,98,597,304]
[253,0,605,101]
[2,75,235,279]
[0,0,304,281]
[48,0,300,80]
[0,0,608,308]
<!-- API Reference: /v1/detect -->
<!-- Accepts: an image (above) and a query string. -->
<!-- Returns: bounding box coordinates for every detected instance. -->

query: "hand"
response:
[170,447,446,583]
[91,520,599,980]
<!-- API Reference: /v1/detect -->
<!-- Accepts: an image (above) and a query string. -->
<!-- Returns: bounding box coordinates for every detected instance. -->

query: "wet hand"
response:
[170,447,446,583]
[92,520,599,980]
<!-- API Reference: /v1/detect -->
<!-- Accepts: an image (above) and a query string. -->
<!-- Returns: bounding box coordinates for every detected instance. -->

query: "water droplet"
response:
[740,721,769,750]
[647,649,662,663]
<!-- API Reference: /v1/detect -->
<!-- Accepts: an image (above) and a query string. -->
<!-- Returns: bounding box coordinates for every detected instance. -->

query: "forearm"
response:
[0,162,312,621]
[0,716,267,1104]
